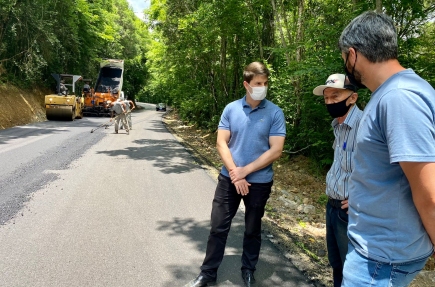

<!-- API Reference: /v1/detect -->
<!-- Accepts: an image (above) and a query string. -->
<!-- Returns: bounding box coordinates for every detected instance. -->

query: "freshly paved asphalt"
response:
[0,104,315,287]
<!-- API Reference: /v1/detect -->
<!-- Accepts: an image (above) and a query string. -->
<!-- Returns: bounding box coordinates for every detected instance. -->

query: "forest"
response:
[0,0,149,100]
[1,0,435,166]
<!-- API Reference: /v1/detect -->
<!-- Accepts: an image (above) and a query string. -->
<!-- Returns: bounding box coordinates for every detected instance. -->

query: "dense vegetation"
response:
[0,0,148,99]
[1,0,435,166]
[144,0,435,166]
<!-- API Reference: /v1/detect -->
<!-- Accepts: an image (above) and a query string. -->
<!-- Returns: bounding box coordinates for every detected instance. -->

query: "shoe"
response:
[115,130,118,134]
[120,127,123,130]
[184,275,216,287]
[126,130,129,135]
[242,270,255,287]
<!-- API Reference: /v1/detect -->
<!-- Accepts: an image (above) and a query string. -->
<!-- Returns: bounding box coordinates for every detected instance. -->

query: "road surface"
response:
[0,103,314,286]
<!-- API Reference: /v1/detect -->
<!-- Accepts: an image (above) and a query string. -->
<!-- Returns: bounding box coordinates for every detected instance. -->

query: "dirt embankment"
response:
[0,84,47,130]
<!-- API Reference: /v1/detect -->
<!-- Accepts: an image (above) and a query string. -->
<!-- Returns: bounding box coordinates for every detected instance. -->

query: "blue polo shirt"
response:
[348,69,435,263]
[218,96,286,183]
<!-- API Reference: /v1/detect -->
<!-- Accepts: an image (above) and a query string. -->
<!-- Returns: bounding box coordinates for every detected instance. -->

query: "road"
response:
[0,104,314,287]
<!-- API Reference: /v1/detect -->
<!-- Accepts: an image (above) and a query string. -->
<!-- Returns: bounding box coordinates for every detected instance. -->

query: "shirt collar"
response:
[242,95,267,109]
[331,105,361,129]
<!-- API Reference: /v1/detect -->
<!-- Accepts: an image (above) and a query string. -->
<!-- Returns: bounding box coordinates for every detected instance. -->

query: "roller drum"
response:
[46,105,74,121]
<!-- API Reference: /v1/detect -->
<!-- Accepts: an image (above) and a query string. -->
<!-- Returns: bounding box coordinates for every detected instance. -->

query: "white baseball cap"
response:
[313,73,357,96]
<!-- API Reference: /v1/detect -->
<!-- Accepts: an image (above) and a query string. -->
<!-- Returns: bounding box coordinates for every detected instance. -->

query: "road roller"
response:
[45,74,84,121]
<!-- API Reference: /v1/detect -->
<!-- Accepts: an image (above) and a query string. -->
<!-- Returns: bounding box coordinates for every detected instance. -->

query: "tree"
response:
[0,0,150,101]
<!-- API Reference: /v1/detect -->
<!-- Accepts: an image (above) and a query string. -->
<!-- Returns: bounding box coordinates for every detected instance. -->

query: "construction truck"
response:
[83,59,124,116]
[45,74,84,121]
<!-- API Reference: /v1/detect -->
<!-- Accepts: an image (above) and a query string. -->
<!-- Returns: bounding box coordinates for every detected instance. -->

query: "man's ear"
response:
[243,81,252,92]
[350,93,358,104]
[348,47,357,63]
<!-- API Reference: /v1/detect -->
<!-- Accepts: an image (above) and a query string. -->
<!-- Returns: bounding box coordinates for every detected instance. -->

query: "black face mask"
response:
[344,51,367,89]
[326,93,353,118]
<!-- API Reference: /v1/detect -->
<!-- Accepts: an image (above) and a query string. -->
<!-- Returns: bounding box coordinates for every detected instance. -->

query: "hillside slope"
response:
[0,84,47,130]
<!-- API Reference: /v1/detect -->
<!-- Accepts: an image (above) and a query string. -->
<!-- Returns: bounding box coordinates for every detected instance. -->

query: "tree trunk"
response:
[220,35,228,98]
[246,0,264,59]
[293,0,305,128]
[232,34,240,100]
[295,0,304,62]
[376,0,382,13]
[279,0,293,46]
[271,0,290,64]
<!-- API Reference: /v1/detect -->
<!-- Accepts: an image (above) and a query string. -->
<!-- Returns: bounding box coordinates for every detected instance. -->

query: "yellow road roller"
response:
[45,74,84,121]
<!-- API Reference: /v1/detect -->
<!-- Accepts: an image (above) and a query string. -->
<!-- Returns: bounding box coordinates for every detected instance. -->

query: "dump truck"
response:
[45,74,84,121]
[83,59,124,116]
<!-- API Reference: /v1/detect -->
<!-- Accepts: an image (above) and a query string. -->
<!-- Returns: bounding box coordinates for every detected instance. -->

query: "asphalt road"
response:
[0,103,314,287]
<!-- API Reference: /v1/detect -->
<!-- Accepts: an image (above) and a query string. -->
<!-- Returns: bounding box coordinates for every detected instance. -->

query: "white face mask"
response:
[248,84,267,101]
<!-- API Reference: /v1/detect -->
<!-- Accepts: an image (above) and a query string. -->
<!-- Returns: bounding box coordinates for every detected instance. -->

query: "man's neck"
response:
[364,59,406,92]
[337,104,355,124]
[337,116,346,124]
[245,95,261,109]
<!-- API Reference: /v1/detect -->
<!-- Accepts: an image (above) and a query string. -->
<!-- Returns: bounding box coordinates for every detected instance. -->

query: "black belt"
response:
[328,197,346,209]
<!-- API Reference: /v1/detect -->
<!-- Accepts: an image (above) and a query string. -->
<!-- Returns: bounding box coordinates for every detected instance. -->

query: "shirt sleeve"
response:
[218,105,230,130]
[380,89,435,163]
[269,108,286,137]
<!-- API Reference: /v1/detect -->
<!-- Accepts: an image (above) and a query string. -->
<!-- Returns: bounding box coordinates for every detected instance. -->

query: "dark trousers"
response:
[326,200,349,287]
[200,174,272,279]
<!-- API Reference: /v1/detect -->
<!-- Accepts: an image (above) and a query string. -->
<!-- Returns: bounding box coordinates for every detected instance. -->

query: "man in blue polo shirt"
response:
[338,11,435,286]
[185,62,286,287]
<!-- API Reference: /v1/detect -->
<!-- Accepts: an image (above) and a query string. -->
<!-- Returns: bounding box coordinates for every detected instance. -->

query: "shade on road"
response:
[0,105,314,287]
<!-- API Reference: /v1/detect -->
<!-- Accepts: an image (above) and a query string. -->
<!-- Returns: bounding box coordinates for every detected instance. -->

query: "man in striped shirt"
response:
[313,74,362,287]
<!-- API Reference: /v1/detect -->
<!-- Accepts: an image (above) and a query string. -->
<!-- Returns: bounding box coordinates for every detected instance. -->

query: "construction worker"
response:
[120,98,135,130]
[107,100,129,135]
[83,81,91,93]
[59,80,68,95]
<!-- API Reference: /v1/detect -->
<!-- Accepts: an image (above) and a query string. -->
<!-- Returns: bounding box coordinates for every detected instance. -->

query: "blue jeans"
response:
[342,243,429,287]
[200,174,272,279]
[326,201,349,287]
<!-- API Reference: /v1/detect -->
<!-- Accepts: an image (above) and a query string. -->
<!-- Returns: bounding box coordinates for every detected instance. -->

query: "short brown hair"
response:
[243,62,270,83]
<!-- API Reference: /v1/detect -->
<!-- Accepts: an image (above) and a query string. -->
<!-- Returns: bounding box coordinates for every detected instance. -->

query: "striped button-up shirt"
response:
[325,105,363,200]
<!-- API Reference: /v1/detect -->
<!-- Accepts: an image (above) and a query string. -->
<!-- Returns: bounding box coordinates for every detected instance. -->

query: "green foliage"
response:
[295,241,320,261]
[317,194,328,206]
[145,0,273,130]
[2,0,435,170]
[144,0,435,169]
[0,0,150,96]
